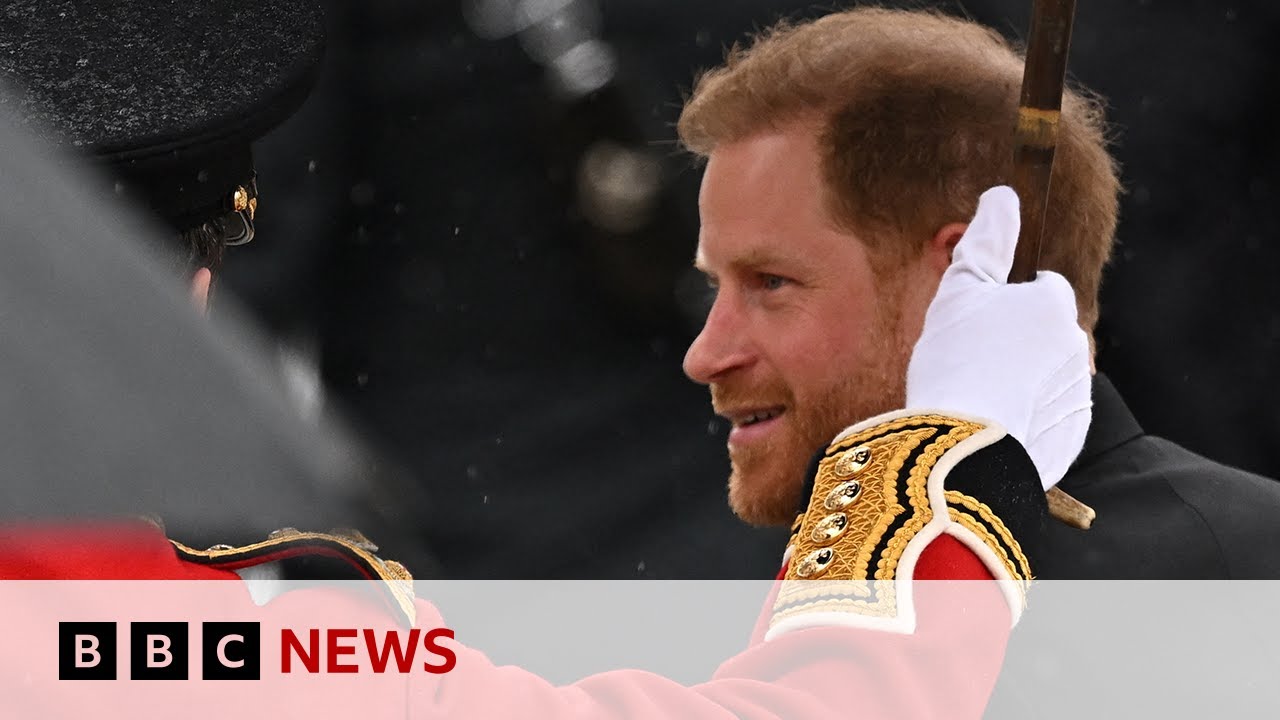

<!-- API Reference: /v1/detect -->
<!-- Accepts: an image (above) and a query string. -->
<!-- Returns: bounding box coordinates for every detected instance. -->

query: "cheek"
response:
[758,307,879,396]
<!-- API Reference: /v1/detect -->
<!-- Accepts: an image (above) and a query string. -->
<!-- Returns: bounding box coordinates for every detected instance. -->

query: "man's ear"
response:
[927,222,969,277]
[190,267,212,315]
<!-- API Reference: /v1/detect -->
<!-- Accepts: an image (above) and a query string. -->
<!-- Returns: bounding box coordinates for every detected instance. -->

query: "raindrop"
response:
[466,465,480,480]
[453,226,462,236]
[695,30,710,48]
[196,169,209,183]
[482,495,490,505]
[1226,9,1238,21]
[113,181,125,195]
[393,202,406,215]
[707,420,720,435]
[356,372,369,387]
[306,159,318,173]
[636,561,646,572]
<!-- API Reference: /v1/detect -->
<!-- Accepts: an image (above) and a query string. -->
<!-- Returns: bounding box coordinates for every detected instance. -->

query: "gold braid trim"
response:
[828,413,984,452]
[171,528,416,627]
[947,509,1029,605]
[771,415,983,629]
[945,490,1033,581]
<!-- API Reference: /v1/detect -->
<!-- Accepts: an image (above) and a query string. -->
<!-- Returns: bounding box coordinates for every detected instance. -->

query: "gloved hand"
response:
[905,186,1091,490]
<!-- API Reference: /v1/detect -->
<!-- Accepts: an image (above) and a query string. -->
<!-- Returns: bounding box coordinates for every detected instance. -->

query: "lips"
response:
[720,405,787,447]
[726,406,786,428]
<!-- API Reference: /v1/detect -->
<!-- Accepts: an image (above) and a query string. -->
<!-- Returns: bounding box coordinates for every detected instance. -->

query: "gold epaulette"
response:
[170,528,416,627]
[768,411,1038,638]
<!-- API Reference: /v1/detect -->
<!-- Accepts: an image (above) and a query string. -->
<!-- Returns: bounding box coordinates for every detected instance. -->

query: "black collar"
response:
[1068,373,1145,473]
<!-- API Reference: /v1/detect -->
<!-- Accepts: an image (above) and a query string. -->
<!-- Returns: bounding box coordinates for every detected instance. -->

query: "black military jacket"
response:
[1037,375,1280,578]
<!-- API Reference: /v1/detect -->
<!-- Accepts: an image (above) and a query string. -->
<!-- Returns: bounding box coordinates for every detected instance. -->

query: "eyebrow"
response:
[696,247,807,276]
[731,248,792,271]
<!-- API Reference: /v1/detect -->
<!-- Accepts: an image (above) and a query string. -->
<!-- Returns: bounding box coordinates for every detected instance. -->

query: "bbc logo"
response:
[58,622,261,680]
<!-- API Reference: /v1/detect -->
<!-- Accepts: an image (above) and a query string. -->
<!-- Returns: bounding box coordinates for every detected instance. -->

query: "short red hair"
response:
[679,7,1120,332]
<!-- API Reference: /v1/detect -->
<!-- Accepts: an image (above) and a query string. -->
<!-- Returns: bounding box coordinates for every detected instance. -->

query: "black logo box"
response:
[58,622,261,681]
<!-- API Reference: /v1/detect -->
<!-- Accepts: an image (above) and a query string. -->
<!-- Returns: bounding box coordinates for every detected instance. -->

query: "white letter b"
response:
[75,635,100,668]
[147,635,173,668]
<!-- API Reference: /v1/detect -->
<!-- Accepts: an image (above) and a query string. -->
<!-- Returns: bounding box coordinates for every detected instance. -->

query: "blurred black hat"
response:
[0,0,324,269]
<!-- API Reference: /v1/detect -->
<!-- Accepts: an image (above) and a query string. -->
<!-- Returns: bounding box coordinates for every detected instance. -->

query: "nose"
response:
[683,294,753,384]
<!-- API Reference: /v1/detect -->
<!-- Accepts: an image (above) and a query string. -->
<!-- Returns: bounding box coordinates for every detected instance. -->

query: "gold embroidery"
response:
[829,413,981,451]
[948,509,1020,580]
[945,490,1033,581]
[773,416,985,627]
[877,426,976,580]
[948,509,1029,605]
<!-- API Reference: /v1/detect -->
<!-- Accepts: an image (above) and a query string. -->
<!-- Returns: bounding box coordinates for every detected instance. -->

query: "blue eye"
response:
[762,274,787,290]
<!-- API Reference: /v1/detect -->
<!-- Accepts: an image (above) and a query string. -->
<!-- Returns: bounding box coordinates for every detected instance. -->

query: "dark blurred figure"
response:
[0,88,366,543]
[0,0,439,574]
[222,0,1280,577]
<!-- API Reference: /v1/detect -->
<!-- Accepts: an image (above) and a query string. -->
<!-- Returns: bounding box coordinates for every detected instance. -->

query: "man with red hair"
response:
[679,6,1280,578]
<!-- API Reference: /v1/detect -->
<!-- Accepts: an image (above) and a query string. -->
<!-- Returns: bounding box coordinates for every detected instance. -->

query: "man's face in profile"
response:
[683,127,932,526]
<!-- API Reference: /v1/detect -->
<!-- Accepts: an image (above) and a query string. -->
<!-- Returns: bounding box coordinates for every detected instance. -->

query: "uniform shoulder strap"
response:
[170,528,416,626]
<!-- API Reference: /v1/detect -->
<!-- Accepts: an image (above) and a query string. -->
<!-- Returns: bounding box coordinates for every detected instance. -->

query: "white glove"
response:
[906,186,1091,490]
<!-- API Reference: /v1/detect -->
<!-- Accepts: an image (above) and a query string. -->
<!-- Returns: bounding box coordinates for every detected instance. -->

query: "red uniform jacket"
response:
[0,412,1043,719]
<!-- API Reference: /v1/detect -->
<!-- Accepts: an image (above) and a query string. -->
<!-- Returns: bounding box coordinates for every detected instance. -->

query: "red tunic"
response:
[0,522,1004,719]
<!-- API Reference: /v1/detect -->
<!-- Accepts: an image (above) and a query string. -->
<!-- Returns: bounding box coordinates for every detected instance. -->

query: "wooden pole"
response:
[1009,0,1076,283]
[1008,0,1096,530]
